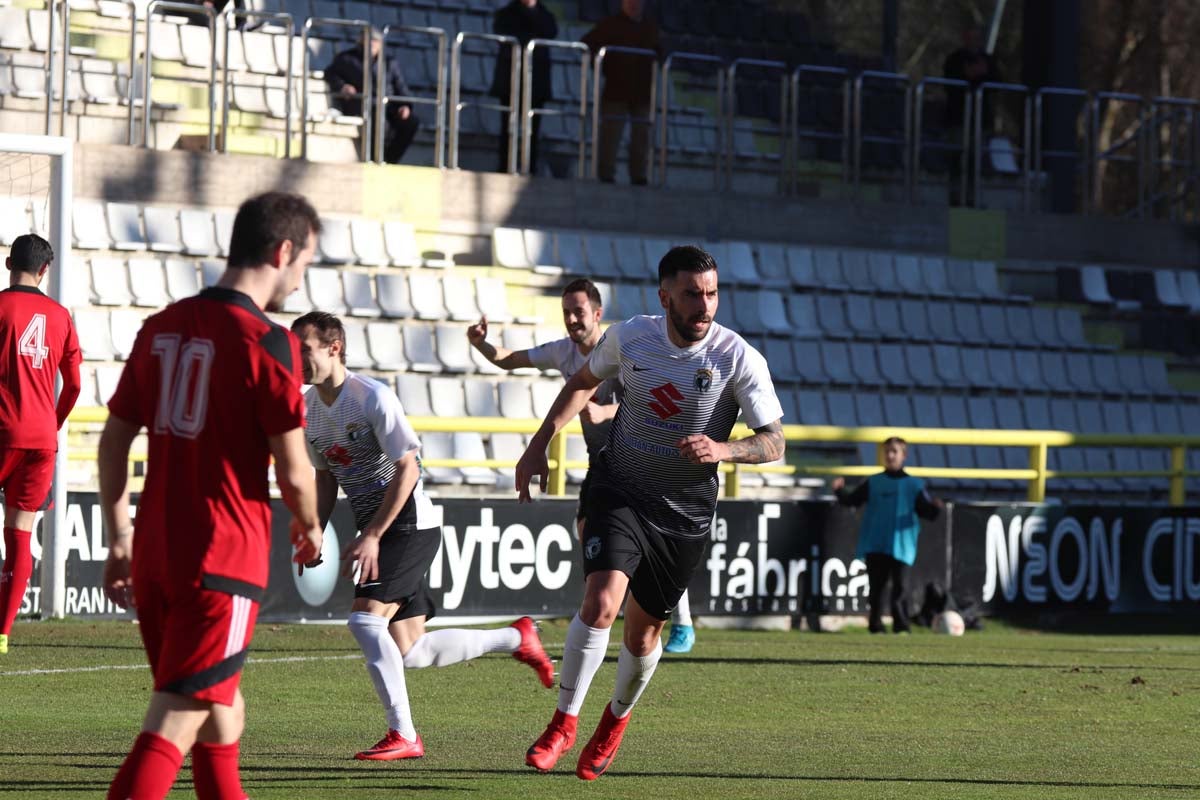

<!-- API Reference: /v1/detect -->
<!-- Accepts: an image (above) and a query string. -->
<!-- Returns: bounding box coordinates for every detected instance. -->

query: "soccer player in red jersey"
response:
[0,233,81,655]
[100,192,324,800]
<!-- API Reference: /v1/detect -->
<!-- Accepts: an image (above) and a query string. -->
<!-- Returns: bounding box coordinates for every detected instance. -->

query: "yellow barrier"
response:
[68,409,1200,506]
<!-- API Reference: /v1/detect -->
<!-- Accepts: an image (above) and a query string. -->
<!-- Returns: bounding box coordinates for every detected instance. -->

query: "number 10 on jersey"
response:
[151,334,215,438]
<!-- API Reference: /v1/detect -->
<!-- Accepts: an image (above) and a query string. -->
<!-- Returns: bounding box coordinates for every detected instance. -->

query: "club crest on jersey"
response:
[584,536,602,560]
[346,422,365,441]
[694,368,713,392]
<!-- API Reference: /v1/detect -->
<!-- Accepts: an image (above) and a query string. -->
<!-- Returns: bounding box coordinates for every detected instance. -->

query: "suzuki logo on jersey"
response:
[323,444,353,466]
[648,383,684,420]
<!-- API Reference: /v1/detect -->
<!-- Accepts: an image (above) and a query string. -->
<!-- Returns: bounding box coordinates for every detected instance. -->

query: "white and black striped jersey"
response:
[586,315,783,539]
[527,335,622,458]
[304,372,435,532]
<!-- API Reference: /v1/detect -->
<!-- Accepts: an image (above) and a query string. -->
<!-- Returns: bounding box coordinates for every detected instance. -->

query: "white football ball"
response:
[932,610,965,636]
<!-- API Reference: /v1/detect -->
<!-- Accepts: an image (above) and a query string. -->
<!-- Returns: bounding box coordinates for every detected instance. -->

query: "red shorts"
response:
[0,448,55,512]
[133,571,261,706]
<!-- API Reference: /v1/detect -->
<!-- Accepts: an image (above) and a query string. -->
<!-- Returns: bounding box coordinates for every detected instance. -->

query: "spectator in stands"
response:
[943,27,1001,206]
[491,0,558,174]
[831,437,943,634]
[326,28,419,165]
[582,0,661,186]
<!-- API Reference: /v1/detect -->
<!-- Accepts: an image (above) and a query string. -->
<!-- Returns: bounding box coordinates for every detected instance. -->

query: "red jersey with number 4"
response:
[107,287,305,592]
[0,285,82,450]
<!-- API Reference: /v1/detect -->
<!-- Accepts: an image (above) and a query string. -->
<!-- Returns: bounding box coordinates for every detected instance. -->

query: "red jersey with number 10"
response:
[107,288,305,593]
[0,285,82,450]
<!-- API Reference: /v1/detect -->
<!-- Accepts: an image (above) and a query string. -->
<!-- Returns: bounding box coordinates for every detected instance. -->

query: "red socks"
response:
[0,527,32,636]
[192,741,247,800]
[107,732,184,800]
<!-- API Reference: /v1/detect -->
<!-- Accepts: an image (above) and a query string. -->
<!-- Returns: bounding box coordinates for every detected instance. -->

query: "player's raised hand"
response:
[831,477,846,492]
[466,315,488,346]
[676,434,729,464]
[102,538,135,610]
[290,517,322,567]
[343,532,382,584]
[515,444,549,503]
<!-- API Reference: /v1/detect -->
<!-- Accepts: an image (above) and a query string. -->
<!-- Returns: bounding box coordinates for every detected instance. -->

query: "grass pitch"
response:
[1,618,1197,799]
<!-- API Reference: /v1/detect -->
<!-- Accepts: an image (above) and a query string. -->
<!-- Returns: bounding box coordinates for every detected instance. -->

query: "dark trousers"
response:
[381,112,419,164]
[498,112,542,174]
[865,553,910,633]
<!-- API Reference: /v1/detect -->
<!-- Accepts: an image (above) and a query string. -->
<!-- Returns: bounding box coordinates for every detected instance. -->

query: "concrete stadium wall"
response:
[74,142,1200,268]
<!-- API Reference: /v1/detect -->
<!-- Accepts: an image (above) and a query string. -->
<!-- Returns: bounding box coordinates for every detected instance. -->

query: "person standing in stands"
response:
[943,26,1001,206]
[832,437,943,634]
[582,0,660,186]
[491,0,558,174]
[327,28,420,164]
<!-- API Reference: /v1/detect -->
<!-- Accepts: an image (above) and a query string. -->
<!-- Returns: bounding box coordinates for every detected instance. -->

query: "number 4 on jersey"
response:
[18,313,49,369]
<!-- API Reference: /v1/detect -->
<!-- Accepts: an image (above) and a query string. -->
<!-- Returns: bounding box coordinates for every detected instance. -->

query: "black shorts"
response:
[353,525,440,623]
[575,471,593,522]
[580,485,708,620]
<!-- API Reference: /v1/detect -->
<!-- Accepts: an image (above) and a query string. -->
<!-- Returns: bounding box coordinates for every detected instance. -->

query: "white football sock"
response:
[348,612,416,739]
[672,590,693,627]
[557,614,610,717]
[402,627,520,669]
[610,640,662,719]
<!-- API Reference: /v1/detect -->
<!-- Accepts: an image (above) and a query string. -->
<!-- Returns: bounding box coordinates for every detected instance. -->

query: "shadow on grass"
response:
[991,613,1200,637]
[656,654,1200,672]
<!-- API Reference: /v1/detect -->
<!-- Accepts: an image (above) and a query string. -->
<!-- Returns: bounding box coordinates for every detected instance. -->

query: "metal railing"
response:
[972,81,1031,210]
[301,17,373,161]
[521,39,589,177]
[1145,96,1200,221]
[658,51,724,189]
[590,45,658,180]
[725,58,788,191]
[852,70,911,197]
[67,408,1200,507]
[221,9,293,157]
[142,1,217,150]
[449,31,519,171]
[1089,91,1148,216]
[1033,86,1090,213]
[787,64,850,194]
[911,76,970,204]
[376,24,447,168]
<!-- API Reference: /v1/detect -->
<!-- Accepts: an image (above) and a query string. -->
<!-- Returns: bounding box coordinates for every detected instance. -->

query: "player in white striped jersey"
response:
[292,312,554,763]
[515,246,785,780]
[468,278,698,653]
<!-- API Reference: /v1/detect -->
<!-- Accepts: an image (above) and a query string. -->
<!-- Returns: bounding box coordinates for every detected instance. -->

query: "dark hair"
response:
[561,278,602,309]
[8,233,53,275]
[227,192,321,270]
[291,311,346,365]
[658,245,718,284]
[883,436,908,450]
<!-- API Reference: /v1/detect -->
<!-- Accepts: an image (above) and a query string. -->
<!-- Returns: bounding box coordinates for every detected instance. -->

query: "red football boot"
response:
[355,730,424,761]
[525,709,578,772]
[511,616,555,688]
[576,704,629,781]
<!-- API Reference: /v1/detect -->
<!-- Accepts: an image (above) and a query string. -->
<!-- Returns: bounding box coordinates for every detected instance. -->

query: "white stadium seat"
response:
[474,277,513,323]
[73,201,111,249]
[164,258,200,300]
[350,218,389,266]
[318,217,355,264]
[366,322,407,371]
[429,376,468,417]
[306,267,347,314]
[127,258,171,307]
[396,373,433,416]
[493,226,530,269]
[142,206,184,253]
[376,273,415,318]
[342,318,372,369]
[213,209,236,256]
[435,323,474,373]
[403,323,441,372]
[384,220,421,267]
[409,273,447,320]
[420,432,463,484]
[441,275,479,322]
[342,271,381,317]
[110,309,144,359]
[106,202,145,251]
[454,432,496,485]
[179,208,218,256]
[75,309,117,360]
[530,380,559,418]
[90,258,132,306]
[463,378,499,417]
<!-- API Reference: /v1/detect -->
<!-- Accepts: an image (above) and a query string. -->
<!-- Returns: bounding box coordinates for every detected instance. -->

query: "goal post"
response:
[0,133,73,620]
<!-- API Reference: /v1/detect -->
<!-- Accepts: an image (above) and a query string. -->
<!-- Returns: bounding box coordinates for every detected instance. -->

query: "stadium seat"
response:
[109,309,143,360]
[1004,306,1040,348]
[349,219,389,266]
[106,202,145,251]
[376,273,415,318]
[881,393,914,427]
[342,319,372,369]
[523,229,563,276]
[898,298,933,342]
[791,340,827,384]
[814,294,851,339]
[454,431,497,485]
[819,341,855,386]
[754,243,790,288]
[732,290,762,334]
[463,378,500,418]
[73,201,111,250]
[403,323,441,372]
[556,231,587,275]
[972,260,1005,299]
[951,303,986,345]
[429,376,468,417]
[867,252,901,295]
[794,390,829,425]
[725,242,760,284]
[420,432,464,484]
[945,259,982,300]
[493,227,530,269]
[90,258,132,306]
[583,234,620,278]
[763,337,799,381]
[565,434,588,484]
[141,207,184,253]
[213,209,236,256]
[933,344,966,387]
[920,257,954,298]
[471,276,513,324]
[501,326,539,375]
[127,258,170,307]
[640,283,662,317]
[612,236,647,279]
[1114,355,1151,396]
[926,301,958,343]
[396,373,434,416]
[179,209,218,256]
[281,272,313,314]
[366,322,406,370]
[342,271,381,317]
[784,294,821,338]
[1141,356,1176,397]
[893,254,924,296]
[871,297,902,337]
[903,345,938,388]
[409,273,447,320]
[95,365,123,405]
[838,250,870,290]
[848,342,884,386]
[844,294,880,339]
[1012,349,1045,392]
[435,323,474,373]
[489,431,526,489]
[179,22,214,69]
[960,347,989,388]
[530,380,560,418]
[0,8,32,50]
[876,342,911,386]
[441,275,480,322]
[786,246,819,289]
[383,221,422,268]
[306,267,347,314]
[498,380,535,419]
[1078,265,1118,306]
[826,391,857,427]
[978,303,1010,346]
[1176,270,1200,313]
[200,259,224,289]
[0,198,32,247]
[611,281,646,319]
[318,217,356,264]
[1066,354,1099,395]
[163,259,199,300]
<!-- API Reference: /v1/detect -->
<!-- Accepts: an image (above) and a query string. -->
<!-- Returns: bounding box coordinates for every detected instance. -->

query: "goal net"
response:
[0,133,73,621]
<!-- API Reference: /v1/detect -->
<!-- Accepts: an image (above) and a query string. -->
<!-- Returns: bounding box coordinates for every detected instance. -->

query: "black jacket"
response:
[326,45,412,118]
[490,0,557,104]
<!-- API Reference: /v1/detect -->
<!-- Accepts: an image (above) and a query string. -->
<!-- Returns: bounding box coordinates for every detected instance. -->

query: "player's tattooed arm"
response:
[724,420,785,464]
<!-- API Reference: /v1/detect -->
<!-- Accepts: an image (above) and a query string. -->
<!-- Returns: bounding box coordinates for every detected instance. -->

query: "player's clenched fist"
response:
[290,518,322,567]
[676,434,729,465]
[515,443,549,503]
[466,316,489,345]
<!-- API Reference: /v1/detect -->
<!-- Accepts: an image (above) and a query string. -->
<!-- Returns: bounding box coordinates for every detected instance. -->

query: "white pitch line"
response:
[1,653,361,678]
